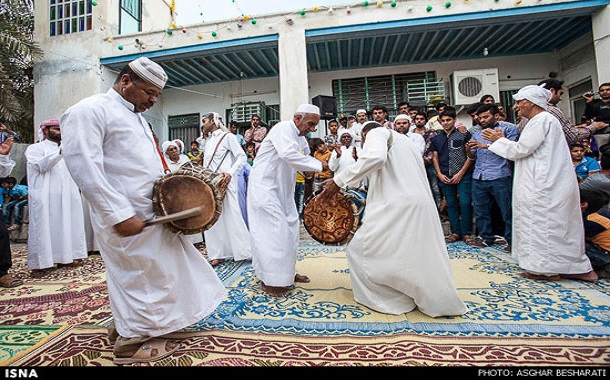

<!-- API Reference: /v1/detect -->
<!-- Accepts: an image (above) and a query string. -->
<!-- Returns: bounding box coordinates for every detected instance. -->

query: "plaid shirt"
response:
[546,103,596,144]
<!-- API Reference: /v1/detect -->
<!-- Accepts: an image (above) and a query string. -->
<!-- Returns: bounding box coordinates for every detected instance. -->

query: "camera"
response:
[0,132,19,144]
[584,91,597,97]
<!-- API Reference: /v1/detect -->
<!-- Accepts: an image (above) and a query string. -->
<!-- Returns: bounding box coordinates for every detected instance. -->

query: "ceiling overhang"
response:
[101,0,609,88]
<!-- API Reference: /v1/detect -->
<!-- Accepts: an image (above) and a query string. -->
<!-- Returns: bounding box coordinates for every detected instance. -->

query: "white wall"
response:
[32,0,599,140]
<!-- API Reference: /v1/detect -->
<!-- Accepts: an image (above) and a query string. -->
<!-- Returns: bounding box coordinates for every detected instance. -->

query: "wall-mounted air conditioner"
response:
[451,68,499,105]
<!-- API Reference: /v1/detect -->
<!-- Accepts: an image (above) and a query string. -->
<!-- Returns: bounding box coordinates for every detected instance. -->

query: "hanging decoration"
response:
[93,0,514,52]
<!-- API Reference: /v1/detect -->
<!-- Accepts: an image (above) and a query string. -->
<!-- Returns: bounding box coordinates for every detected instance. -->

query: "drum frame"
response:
[152,161,226,235]
[302,187,367,246]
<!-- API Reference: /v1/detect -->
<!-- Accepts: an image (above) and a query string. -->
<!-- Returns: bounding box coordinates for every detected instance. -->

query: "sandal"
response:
[444,233,461,243]
[113,338,180,365]
[0,274,23,288]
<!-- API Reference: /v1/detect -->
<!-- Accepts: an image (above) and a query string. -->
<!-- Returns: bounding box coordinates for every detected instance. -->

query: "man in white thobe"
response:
[201,112,251,267]
[60,57,227,364]
[25,120,88,271]
[248,104,328,297]
[319,121,468,317]
[328,128,362,177]
[483,85,597,282]
[394,114,426,154]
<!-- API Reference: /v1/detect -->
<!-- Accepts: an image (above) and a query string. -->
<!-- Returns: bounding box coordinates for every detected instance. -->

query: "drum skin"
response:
[152,162,226,234]
[303,188,366,246]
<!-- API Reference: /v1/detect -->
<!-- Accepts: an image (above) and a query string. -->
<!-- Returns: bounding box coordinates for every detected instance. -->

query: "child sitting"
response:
[1,177,28,231]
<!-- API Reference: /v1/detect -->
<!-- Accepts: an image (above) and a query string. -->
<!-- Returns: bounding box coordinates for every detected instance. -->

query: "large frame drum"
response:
[152,161,226,235]
[303,187,367,245]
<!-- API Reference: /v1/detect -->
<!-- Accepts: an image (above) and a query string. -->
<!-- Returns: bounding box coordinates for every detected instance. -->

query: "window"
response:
[168,114,200,146]
[120,0,141,34]
[49,0,93,36]
[499,90,518,124]
[569,79,593,125]
[332,72,443,118]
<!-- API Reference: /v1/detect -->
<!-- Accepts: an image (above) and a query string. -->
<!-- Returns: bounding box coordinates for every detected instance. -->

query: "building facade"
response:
[33,0,610,144]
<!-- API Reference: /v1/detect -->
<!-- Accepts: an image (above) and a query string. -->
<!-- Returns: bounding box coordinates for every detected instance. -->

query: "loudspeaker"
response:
[312,95,337,120]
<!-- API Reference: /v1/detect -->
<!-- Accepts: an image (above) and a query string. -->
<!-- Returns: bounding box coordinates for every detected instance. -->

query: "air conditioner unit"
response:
[451,68,500,105]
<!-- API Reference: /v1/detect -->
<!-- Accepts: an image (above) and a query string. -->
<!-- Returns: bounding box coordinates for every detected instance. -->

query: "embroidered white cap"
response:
[356,109,367,115]
[297,104,320,115]
[128,57,168,90]
[394,114,410,121]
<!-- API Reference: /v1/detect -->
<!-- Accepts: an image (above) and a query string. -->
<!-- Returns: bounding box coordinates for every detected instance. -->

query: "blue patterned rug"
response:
[192,240,610,340]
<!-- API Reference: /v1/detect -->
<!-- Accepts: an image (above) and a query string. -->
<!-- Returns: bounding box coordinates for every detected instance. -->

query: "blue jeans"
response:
[472,176,512,245]
[425,164,441,209]
[3,199,27,225]
[438,173,473,238]
[585,241,610,270]
[295,182,305,220]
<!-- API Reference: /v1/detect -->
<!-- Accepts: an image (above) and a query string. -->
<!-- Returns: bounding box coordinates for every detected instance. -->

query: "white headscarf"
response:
[173,138,185,153]
[38,119,59,142]
[337,128,356,147]
[162,140,180,156]
[513,84,552,110]
[203,112,229,133]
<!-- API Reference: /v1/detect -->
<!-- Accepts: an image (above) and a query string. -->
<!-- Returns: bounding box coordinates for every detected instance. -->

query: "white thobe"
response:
[25,139,88,270]
[165,154,190,172]
[60,88,227,339]
[333,128,468,317]
[203,130,251,261]
[489,112,592,275]
[328,145,362,177]
[406,132,426,155]
[248,120,323,287]
[350,123,364,143]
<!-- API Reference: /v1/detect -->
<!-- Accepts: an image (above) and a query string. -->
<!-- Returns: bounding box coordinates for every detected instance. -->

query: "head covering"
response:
[339,113,347,120]
[512,84,552,110]
[394,114,410,122]
[347,114,356,120]
[128,57,168,90]
[173,138,185,153]
[162,140,179,156]
[297,104,320,115]
[337,128,356,146]
[203,112,229,132]
[356,109,367,116]
[38,119,60,141]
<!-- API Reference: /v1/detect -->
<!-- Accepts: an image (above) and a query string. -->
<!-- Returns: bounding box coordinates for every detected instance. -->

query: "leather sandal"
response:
[0,274,23,288]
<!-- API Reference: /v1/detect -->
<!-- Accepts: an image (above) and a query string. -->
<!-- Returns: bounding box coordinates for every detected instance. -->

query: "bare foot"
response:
[294,273,310,283]
[210,259,224,267]
[560,271,598,282]
[261,281,289,297]
[519,272,560,281]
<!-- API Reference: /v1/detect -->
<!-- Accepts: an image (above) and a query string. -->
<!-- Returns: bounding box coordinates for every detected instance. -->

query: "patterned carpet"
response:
[1,237,609,367]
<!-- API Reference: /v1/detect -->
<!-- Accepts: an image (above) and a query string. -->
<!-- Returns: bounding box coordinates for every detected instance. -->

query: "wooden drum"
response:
[152,161,226,235]
[303,187,367,246]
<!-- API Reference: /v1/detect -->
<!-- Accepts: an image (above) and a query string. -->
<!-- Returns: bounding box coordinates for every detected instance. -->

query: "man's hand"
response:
[592,121,609,131]
[318,178,340,204]
[481,127,505,142]
[320,160,329,171]
[114,216,145,237]
[220,172,232,188]
[0,137,14,155]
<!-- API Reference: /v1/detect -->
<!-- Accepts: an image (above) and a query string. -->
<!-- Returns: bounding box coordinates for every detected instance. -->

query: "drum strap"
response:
[206,132,229,171]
